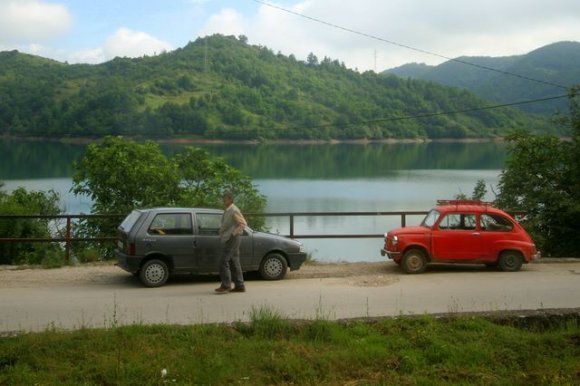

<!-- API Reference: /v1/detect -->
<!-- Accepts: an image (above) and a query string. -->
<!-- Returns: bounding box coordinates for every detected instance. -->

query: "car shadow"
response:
[418,263,501,274]
[120,270,267,288]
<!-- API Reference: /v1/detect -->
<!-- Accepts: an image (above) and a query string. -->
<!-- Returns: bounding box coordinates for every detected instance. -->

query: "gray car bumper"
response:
[116,251,143,273]
[287,252,307,271]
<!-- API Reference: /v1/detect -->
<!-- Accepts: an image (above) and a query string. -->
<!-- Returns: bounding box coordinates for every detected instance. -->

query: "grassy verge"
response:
[1,308,578,385]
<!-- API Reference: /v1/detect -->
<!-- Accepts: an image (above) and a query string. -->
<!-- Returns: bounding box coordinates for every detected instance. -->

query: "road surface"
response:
[1,260,579,333]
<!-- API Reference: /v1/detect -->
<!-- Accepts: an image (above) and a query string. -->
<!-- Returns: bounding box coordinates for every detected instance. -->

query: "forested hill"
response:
[0,34,559,141]
[385,41,580,116]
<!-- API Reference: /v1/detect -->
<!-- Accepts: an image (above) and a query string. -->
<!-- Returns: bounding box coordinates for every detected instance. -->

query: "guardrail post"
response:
[65,216,72,263]
[401,214,406,228]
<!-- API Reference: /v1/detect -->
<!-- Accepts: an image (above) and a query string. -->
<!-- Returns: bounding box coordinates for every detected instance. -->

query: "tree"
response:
[0,183,63,265]
[495,87,580,256]
[71,136,180,215]
[71,136,267,247]
[455,179,488,201]
[307,52,319,66]
[174,147,266,228]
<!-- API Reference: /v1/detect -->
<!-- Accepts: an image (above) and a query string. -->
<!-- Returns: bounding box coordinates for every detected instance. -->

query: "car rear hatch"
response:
[116,210,145,256]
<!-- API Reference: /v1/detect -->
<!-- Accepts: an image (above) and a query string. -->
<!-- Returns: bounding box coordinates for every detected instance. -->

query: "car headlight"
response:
[299,243,305,253]
[391,235,398,247]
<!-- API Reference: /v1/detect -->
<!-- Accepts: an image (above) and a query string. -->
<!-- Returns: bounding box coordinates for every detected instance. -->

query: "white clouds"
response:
[104,28,173,59]
[200,8,247,37]
[200,0,580,71]
[1,0,578,69]
[0,0,72,43]
[66,28,173,64]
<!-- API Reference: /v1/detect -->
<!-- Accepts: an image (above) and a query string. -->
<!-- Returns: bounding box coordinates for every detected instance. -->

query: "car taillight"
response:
[128,242,136,256]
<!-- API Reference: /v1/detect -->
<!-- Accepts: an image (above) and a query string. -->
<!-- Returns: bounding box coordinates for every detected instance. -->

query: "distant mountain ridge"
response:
[384,41,580,115]
[0,34,562,140]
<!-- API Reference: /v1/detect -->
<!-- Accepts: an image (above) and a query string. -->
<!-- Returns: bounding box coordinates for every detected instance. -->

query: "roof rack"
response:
[436,199,494,206]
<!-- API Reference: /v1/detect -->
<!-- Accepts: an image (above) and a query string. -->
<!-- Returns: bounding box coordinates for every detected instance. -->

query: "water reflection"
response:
[1,139,507,179]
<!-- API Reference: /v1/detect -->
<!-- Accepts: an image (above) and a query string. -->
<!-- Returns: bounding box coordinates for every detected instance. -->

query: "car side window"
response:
[438,213,476,230]
[480,214,513,232]
[148,213,193,236]
[196,213,222,235]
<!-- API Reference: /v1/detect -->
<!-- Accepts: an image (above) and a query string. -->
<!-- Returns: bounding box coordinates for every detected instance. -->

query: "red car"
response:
[381,200,540,273]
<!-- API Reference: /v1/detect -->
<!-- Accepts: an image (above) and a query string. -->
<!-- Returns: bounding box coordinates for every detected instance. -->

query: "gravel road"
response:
[1,259,579,333]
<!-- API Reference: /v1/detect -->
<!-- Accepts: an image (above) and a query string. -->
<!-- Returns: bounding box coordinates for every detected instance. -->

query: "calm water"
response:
[0,140,507,262]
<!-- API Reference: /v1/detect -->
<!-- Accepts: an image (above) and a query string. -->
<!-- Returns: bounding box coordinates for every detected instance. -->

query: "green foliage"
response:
[174,147,266,218]
[455,178,488,200]
[71,136,266,244]
[72,136,181,214]
[496,87,580,256]
[0,183,63,265]
[0,34,555,140]
[0,315,578,385]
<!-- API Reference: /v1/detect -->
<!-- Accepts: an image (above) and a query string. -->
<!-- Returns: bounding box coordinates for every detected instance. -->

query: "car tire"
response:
[498,251,523,272]
[401,249,427,274]
[139,259,169,287]
[259,253,288,280]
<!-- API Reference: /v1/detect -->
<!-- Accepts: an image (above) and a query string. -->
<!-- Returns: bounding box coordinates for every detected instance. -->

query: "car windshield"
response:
[421,209,440,228]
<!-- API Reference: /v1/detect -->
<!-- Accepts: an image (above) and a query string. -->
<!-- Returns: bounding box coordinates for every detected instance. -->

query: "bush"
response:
[0,184,63,265]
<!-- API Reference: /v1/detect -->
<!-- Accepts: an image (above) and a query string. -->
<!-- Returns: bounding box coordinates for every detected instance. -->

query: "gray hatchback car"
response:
[115,207,307,287]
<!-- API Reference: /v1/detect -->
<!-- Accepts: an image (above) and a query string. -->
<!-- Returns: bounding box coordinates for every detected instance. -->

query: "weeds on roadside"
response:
[0,311,578,385]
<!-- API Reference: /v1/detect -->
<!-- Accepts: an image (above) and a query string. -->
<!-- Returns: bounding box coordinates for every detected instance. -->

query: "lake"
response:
[0,139,507,262]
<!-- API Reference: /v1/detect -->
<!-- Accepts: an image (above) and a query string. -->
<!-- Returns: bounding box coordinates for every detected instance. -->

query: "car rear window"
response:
[481,213,514,232]
[119,210,143,232]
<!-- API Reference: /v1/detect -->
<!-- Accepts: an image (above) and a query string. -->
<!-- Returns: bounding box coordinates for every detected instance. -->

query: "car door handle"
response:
[471,232,481,236]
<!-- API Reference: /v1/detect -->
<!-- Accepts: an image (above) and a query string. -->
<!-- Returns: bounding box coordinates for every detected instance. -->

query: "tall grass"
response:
[0,308,578,385]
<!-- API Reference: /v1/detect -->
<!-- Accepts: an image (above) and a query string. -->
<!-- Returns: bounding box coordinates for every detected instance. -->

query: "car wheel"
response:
[259,253,288,280]
[139,259,169,287]
[498,251,523,272]
[401,249,427,274]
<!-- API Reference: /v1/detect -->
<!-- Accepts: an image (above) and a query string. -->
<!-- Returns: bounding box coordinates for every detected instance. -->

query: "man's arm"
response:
[233,211,247,236]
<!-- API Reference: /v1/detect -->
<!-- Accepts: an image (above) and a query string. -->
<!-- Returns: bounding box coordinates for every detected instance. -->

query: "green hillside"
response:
[0,34,559,140]
[385,41,580,116]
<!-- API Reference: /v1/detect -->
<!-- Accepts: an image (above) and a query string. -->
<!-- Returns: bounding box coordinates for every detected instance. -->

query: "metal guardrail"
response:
[0,211,429,260]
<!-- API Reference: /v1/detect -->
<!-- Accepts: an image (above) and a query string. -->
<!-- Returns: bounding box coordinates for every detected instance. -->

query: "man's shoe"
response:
[231,286,246,293]
[214,286,231,294]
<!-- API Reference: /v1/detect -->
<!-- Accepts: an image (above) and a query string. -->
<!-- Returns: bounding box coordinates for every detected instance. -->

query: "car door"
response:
[478,213,515,260]
[145,212,196,269]
[430,212,481,260]
[194,212,254,271]
[193,212,223,271]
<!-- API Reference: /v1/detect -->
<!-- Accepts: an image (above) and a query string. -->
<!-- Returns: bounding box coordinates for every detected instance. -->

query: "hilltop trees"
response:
[0,34,555,140]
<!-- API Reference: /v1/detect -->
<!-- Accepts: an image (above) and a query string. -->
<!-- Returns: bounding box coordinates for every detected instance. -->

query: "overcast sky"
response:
[0,0,579,71]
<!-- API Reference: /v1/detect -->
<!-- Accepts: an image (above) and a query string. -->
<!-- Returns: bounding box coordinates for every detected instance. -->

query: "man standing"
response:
[215,191,247,294]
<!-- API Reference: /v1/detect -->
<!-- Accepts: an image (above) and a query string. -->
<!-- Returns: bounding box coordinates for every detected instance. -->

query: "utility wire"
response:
[253,0,569,90]
[291,94,569,131]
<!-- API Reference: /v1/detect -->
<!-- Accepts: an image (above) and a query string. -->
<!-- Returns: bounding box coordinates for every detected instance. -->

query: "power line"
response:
[253,0,568,90]
[291,94,569,131]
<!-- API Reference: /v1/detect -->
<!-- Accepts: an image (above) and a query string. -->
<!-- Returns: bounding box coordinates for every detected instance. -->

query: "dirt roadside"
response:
[0,261,397,288]
[1,258,578,289]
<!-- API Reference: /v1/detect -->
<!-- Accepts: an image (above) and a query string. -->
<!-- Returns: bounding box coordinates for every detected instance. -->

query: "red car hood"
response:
[388,226,428,236]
